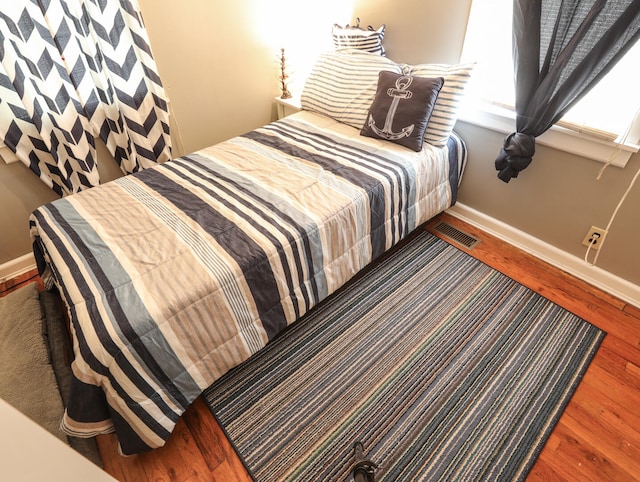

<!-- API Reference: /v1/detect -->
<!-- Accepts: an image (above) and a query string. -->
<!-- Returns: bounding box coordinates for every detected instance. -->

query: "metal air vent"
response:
[431,221,481,250]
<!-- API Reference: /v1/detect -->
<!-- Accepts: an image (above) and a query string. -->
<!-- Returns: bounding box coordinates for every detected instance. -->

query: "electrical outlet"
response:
[581,226,607,250]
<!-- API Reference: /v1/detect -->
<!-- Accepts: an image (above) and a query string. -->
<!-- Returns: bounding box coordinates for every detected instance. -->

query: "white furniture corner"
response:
[0,398,116,481]
[275,96,302,120]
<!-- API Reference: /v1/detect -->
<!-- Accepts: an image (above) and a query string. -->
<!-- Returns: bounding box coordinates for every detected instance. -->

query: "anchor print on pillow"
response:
[360,70,444,151]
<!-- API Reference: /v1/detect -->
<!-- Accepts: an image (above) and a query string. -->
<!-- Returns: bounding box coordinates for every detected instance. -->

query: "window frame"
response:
[458,102,639,168]
[459,0,640,168]
[0,145,19,164]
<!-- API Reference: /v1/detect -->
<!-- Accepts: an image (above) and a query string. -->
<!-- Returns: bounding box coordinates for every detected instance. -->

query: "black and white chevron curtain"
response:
[0,0,171,196]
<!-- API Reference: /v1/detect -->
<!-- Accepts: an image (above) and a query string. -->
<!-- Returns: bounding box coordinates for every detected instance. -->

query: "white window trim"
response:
[0,144,19,164]
[458,101,640,168]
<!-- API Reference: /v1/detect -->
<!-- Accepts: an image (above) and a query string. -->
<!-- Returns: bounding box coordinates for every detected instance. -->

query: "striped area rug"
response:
[204,230,605,481]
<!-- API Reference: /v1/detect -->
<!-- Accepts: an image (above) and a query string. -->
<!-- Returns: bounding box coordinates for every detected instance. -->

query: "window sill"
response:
[457,103,639,168]
[0,145,19,164]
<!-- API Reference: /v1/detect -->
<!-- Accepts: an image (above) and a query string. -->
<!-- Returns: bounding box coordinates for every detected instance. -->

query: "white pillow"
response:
[301,50,402,130]
[404,63,475,147]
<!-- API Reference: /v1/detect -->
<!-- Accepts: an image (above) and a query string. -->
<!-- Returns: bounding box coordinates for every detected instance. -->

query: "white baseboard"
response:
[446,203,640,309]
[0,253,36,283]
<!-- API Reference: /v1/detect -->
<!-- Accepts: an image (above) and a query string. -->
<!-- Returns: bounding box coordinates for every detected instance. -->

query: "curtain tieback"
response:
[495,132,536,182]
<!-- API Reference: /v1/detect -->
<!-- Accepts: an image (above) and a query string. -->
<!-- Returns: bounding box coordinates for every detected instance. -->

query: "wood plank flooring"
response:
[4,212,639,481]
[0,269,43,296]
[431,214,640,482]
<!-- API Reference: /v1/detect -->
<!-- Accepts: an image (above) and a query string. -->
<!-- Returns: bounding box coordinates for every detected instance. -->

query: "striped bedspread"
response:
[29,111,466,454]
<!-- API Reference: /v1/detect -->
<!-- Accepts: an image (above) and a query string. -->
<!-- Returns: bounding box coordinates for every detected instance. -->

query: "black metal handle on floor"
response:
[352,442,377,482]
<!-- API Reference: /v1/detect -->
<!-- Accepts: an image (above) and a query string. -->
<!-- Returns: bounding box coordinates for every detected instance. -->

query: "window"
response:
[460,0,640,167]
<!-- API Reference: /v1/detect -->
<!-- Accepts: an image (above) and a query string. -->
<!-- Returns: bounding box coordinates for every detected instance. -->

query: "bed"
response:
[29,50,471,454]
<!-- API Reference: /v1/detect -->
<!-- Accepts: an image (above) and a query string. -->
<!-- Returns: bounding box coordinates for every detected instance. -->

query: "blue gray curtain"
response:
[496,0,640,182]
[0,0,171,196]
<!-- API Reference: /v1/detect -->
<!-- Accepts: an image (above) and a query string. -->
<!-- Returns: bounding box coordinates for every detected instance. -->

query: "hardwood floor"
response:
[4,212,639,481]
[0,269,43,297]
[432,214,640,482]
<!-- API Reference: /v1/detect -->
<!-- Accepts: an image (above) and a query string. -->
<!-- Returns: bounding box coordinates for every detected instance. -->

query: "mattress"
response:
[30,110,466,454]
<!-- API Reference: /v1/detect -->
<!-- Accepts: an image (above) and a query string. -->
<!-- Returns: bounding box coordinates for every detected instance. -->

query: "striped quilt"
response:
[29,111,466,454]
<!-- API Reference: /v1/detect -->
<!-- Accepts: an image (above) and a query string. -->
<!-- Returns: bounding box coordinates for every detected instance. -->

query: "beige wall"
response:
[136,0,354,156]
[0,162,57,263]
[351,0,472,64]
[2,0,639,291]
[0,140,121,265]
[454,123,640,287]
[350,0,640,287]
[137,0,282,156]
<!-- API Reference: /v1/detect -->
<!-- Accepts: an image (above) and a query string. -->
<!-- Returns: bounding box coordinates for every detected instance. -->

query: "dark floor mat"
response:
[40,289,103,467]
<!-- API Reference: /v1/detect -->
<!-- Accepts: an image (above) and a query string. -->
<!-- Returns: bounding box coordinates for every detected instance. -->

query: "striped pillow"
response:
[404,63,475,147]
[301,50,402,130]
[332,22,386,56]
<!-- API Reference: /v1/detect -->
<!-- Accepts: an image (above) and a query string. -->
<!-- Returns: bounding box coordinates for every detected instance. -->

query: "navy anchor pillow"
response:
[361,70,444,151]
